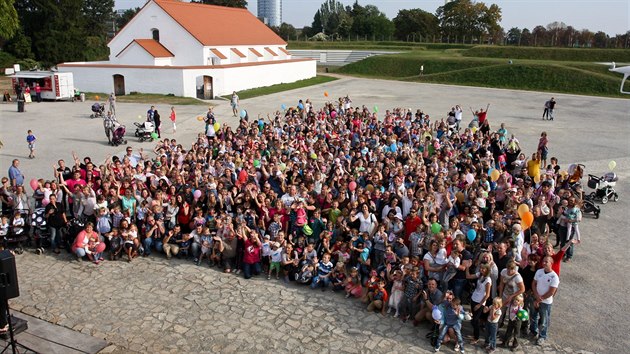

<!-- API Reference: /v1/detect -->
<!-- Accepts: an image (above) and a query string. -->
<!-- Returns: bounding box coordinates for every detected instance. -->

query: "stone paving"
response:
[2,77,629,353]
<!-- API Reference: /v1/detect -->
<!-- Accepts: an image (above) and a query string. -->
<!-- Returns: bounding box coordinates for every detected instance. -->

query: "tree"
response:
[393,9,439,42]
[546,21,567,46]
[350,3,394,40]
[116,7,140,32]
[0,0,19,39]
[192,0,247,8]
[506,27,521,45]
[436,0,502,43]
[593,31,608,48]
[310,0,347,35]
[520,28,532,46]
[3,28,33,59]
[83,0,114,37]
[531,25,547,46]
[270,22,297,41]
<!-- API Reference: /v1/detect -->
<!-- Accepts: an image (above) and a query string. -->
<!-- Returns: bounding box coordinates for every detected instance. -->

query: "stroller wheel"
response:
[16,247,23,255]
[601,196,608,204]
[612,193,619,202]
[124,140,128,144]
[594,209,600,219]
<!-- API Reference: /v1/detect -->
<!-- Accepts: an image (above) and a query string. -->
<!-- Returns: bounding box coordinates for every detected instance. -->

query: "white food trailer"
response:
[9,71,75,101]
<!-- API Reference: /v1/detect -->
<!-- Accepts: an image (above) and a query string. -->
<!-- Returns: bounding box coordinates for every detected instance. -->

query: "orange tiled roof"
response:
[210,48,227,60]
[249,48,263,57]
[117,39,174,58]
[264,47,278,56]
[154,0,286,46]
[278,47,290,55]
[231,48,246,58]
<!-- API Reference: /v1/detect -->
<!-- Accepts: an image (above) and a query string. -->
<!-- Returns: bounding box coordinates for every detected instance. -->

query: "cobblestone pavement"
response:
[11,252,593,354]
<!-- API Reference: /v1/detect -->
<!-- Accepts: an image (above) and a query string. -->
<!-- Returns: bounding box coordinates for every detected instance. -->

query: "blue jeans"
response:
[436,322,464,350]
[49,226,63,250]
[243,262,261,279]
[75,248,86,258]
[142,237,163,256]
[310,276,331,289]
[486,322,498,349]
[530,302,552,339]
[450,278,467,300]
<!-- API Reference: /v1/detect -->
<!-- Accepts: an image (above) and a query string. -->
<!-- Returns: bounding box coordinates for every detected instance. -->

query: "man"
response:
[434,290,466,353]
[143,216,165,257]
[414,278,444,325]
[7,159,24,188]
[548,98,556,120]
[542,99,551,120]
[108,92,116,116]
[530,256,559,345]
[123,147,143,168]
[147,105,155,123]
[163,224,182,259]
[449,238,473,300]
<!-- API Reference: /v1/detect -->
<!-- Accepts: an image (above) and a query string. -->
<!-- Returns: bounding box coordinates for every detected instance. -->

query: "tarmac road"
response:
[0,78,629,353]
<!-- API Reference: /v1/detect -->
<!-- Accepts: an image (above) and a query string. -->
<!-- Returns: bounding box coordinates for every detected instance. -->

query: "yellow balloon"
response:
[490,169,500,182]
[197,116,204,121]
[517,204,529,218]
[533,174,541,184]
[214,122,220,131]
[609,160,617,171]
[559,170,568,177]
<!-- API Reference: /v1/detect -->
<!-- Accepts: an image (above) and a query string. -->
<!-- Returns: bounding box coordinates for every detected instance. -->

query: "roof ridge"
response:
[154,0,249,12]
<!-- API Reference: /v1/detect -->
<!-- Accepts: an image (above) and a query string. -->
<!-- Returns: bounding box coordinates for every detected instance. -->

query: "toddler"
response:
[502,294,524,350]
[441,248,461,290]
[268,242,283,280]
[434,238,448,266]
[387,270,405,317]
[484,297,503,353]
[261,235,272,275]
[344,267,363,298]
[26,130,36,159]
[197,230,213,266]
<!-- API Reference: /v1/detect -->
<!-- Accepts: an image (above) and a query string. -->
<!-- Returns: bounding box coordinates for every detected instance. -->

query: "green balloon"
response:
[150,132,158,140]
[431,222,442,234]
[253,159,260,168]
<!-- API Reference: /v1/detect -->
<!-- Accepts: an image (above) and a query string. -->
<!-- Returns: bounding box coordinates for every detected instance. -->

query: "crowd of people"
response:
[1,96,588,352]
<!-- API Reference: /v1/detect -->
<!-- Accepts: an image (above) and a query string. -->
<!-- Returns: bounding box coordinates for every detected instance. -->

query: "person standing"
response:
[26,130,36,159]
[45,194,67,254]
[530,256,559,346]
[230,91,239,117]
[548,97,556,120]
[169,106,177,133]
[8,159,24,188]
[153,109,161,138]
[35,83,42,103]
[108,92,116,116]
[147,105,155,123]
[542,99,550,120]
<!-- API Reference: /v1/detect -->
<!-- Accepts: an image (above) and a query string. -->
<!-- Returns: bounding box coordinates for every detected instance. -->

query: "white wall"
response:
[109,1,203,66]
[116,44,157,66]
[58,59,316,98]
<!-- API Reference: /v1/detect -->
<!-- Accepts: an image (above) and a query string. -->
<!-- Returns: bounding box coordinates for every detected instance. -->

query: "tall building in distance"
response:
[258,0,282,27]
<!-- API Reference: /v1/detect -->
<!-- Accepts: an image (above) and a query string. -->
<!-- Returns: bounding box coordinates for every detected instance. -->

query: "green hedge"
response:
[464,46,630,62]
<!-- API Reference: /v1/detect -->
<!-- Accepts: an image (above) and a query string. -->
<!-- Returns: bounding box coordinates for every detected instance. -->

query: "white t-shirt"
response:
[270,248,283,262]
[471,275,492,304]
[357,213,375,234]
[435,248,448,265]
[534,269,559,304]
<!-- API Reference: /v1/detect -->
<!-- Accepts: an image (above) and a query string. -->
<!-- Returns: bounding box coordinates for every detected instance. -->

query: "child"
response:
[261,235,272,275]
[311,253,334,290]
[169,106,177,133]
[434,237,449,266]
[387,270,405,317]
[196,229,212,266]
[361,269,381,304]
[124,224,139,262]
[484,297,503,353]
[111,206,124,229]
[502,294,524,350]
[11,211,25,236]
[295,262,315,285]
[26,130,36,159]
[107,228,123,260]
[95,207,112,236]
[330,261,346,291]
[0,216,9,238]
[268,242,283,280]
[344,267,363,298]
[441,248,461,291]
[367,279,389,315]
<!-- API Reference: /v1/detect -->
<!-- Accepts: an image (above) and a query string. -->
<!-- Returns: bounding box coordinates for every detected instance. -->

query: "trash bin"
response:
[17,100,25,112]
[80,93,85,102]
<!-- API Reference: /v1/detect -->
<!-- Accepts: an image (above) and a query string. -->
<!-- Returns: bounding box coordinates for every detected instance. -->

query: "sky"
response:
[115,0,630,36]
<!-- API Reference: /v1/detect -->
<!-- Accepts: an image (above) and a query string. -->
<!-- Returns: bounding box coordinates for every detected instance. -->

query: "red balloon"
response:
[521,211,534,230]
[349,181,357,191]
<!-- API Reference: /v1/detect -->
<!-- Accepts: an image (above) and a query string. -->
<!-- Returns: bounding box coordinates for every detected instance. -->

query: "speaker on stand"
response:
[0,250,32,354]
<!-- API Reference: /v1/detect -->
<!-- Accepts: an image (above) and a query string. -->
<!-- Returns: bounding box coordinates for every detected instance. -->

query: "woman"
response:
[350,204,377,236]
[176,194,192,232]
[466,264,492,344]
[423,239,446,285]
[71,222,105,263]
[45,194,67,254]
[281,242,299,282]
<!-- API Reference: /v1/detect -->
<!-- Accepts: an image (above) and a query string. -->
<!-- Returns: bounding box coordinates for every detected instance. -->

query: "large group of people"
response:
[1,96,588,351]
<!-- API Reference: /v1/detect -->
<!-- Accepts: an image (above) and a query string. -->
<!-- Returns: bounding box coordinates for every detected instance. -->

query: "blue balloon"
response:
[298,103,304,110]
[467,229,477,242]
[281,104,286,110]
[240,110,246,118]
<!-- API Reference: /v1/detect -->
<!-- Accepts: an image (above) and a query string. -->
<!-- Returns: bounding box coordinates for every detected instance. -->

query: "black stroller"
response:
[90,102,105,118]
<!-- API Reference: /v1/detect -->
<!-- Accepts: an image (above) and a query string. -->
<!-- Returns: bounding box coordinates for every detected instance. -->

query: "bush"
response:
[0,51,17,71]
[464,46,630,62]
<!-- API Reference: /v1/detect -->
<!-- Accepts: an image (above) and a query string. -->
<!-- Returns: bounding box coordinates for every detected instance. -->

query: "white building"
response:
[58,0,315,99]
[258,0,282,27]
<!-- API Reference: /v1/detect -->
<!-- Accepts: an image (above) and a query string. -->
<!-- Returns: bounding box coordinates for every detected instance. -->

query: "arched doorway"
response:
[113,74,125,96]
[196,75,213,99]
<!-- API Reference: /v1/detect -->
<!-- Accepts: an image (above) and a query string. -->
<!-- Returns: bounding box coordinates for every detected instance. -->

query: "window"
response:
[152,29,160,42]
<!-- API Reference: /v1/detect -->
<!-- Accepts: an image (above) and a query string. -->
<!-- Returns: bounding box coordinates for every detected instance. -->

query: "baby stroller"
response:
[587,173,619,204]
[2,209,30,254]
[30,207,50,254]
[90,102,105,118]
[134,121,155,142]
[110,122,128,146]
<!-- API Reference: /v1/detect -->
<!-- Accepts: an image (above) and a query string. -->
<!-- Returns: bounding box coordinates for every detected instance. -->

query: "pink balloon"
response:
[29,178,38,190]
[193,190,202,200]
[331,111,337,118]
[42,199,49,207]
[349,181,357,191]
[465,173,475,184]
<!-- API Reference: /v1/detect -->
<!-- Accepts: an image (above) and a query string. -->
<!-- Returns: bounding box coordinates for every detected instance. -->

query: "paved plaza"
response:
[1,77,629,353]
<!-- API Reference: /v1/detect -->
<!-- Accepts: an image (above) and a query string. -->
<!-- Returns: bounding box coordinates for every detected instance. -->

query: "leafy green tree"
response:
[520,28,532,46]
[350,3,394,40]
[310,0,347,35]
[506,27,521,45]
[393,8,438,41]
[3,28,33,59]
[270,22,297,41]
[593,31,608,48]
[436,0,502,42]
[83,0,114,37]
[0,0,19,39]
[192,0,247,8]
[115,7,140,31]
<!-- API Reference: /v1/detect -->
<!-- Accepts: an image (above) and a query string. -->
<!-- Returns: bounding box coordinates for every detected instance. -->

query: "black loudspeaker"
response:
[0,251,19,300]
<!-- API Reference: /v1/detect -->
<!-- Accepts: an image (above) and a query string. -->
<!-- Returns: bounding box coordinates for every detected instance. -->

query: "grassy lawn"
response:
[221,75,338,100]
[83,92,208,105]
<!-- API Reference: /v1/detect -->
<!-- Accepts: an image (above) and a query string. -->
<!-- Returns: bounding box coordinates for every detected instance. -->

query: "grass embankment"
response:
[464,46,630,62]
[221,75,338,100]
[287,40,474,51]
[336,49,628,97]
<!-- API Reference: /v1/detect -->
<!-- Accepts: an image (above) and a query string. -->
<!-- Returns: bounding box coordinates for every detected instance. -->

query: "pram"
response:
[110,122,128,146]
[90,102,105,118]
[30,207,50,254]
[2,209,30,254]
[587,173,619,204]
[134,121,155,142]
